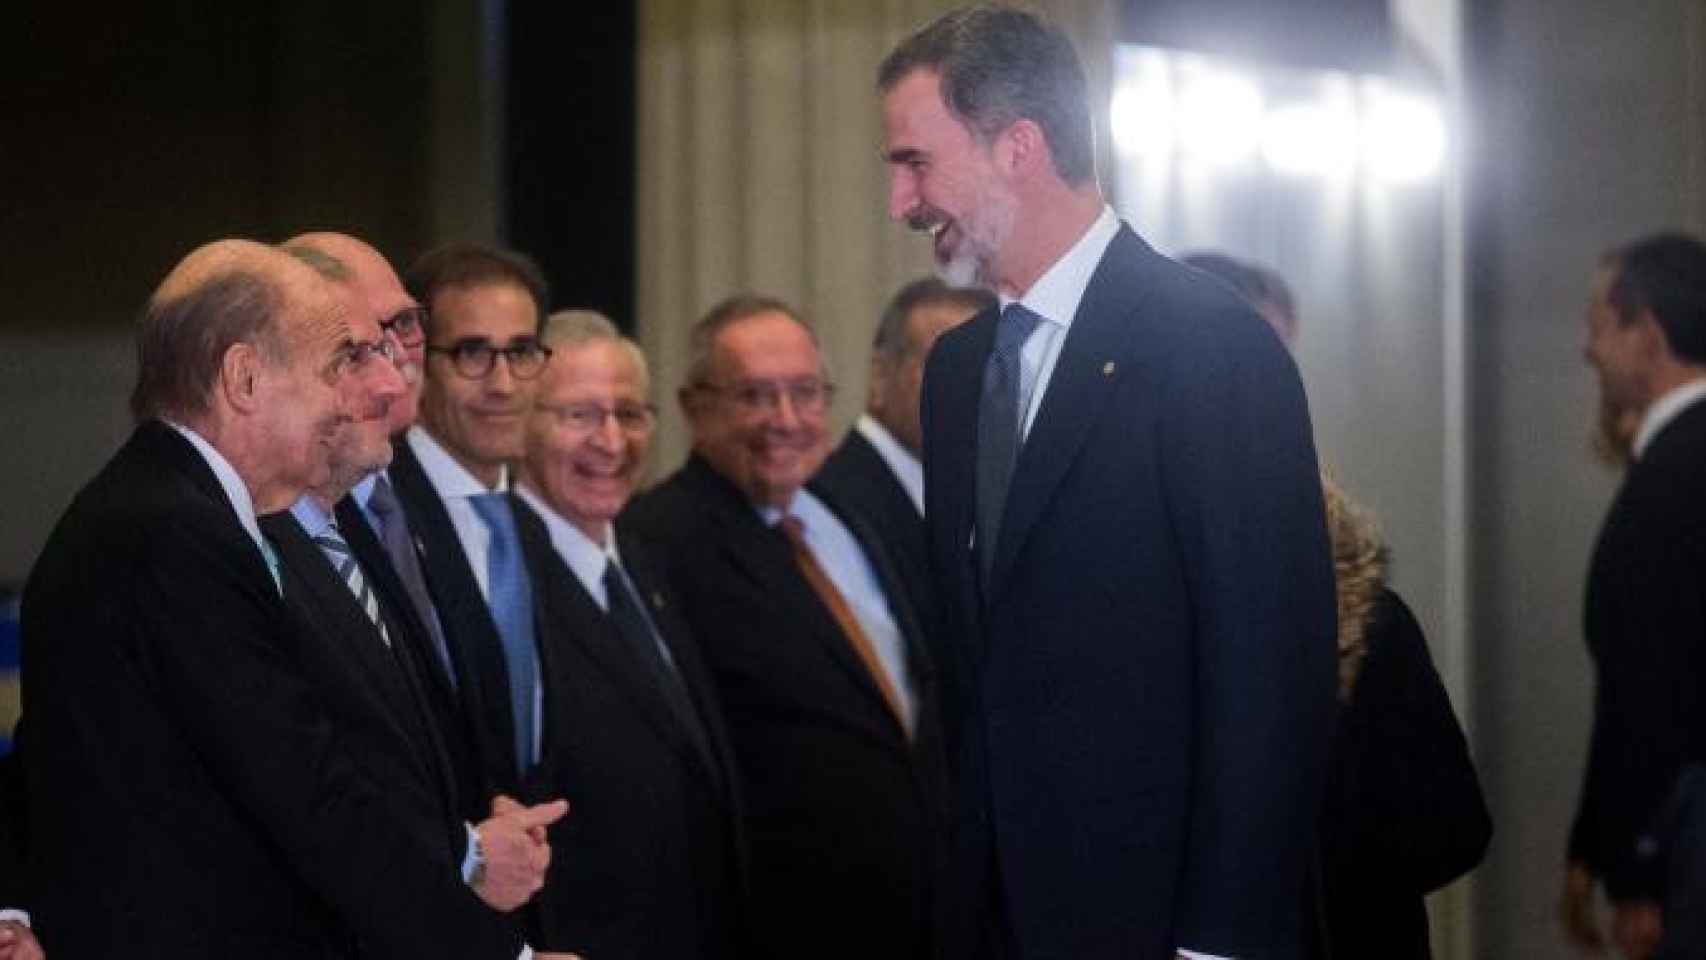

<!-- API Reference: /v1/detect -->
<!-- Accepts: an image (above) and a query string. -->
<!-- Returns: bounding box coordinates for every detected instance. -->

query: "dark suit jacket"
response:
[335,491,485,822]
[509,502,748,960]
[623,454,950,960]
[922,226,1337,960]
[259,509,467,867]
[386,437,552,806]
[20,421,520,958]
[814,428,938,662]
[1570,398,1706,900]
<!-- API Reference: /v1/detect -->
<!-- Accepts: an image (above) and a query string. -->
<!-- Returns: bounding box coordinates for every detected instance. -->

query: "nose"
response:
[487,352,517,393]
[591,409,624,451]
[771,390,803,430]
[888,168,917,223]
[373,350,406,403]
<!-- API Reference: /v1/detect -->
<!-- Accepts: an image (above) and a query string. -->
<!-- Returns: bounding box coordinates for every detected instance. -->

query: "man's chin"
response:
[935,252,982,289]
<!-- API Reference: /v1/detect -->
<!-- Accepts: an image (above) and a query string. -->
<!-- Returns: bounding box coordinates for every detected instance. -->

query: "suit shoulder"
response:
[620,468,710,545]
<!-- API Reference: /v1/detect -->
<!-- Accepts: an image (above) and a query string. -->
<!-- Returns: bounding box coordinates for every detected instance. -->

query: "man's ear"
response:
[1637,308,1675,361]
[999,118,1049,179]
[220,342,263,414]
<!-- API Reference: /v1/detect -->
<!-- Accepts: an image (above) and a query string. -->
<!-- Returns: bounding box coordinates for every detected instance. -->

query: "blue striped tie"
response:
[312,524,391,648]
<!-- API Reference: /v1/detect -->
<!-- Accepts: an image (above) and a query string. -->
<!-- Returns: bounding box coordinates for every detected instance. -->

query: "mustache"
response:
[906,206,947,233]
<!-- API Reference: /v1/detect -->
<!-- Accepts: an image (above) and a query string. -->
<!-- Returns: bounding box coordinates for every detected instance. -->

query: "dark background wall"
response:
[0,0,635,585]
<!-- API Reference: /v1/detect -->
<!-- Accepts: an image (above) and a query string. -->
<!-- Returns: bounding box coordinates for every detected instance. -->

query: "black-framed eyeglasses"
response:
[380,306,428,346]
[693,377,835,415]
[542,401,657,435]
[425,337,552,380]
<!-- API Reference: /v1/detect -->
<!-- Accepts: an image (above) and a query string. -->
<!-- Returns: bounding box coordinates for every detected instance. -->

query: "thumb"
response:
[515,798,571,830]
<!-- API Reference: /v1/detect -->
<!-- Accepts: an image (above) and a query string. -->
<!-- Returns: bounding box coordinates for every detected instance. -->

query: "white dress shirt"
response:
[759,488,917,729]
[167,420,269,564]
[1000,204,1122,441]
[1633,376,1706,460]
[854,414,924,516]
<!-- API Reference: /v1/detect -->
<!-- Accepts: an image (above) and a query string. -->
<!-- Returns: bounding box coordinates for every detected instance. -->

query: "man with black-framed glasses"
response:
[383,245,569,880]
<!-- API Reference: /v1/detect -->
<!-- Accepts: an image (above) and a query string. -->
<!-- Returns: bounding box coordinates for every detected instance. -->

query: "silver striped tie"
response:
[313,526,391,648]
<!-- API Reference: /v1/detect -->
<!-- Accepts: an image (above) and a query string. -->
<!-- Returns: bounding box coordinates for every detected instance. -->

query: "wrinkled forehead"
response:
[711,311,821,379]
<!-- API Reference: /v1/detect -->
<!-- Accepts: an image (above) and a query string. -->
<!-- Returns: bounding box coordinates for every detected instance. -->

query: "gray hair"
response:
[541,309,651,393]
[130,270,286,421]
[872,277,996,365]
[877,5,1097,186]
[682,293,825,389]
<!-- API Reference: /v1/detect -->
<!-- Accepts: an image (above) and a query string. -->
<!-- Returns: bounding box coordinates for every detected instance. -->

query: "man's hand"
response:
[534,953,584,960]
[1561,862,1606,953]
[472,797,570,911]
[0,921,45,960]
[492,794,552,845]
[1612,901,1663,960]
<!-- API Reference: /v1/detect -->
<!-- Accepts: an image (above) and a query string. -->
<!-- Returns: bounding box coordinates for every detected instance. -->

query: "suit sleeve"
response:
[1158,309,1339,954]
[136,517,518,957]
[1570,482,1706,901]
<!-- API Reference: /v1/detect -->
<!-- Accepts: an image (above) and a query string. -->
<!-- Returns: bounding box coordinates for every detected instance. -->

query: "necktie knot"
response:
[776,515,806,545]
[996,303,1043,357]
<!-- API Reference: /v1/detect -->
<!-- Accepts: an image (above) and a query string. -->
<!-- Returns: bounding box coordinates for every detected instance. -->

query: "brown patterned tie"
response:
[777,515,911,738]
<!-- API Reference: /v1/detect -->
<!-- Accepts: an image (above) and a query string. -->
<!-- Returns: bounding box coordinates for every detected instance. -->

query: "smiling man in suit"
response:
[21,239,550,957]
[879,7,1336,960]
[513,309,746,959]
[623,294,949,960]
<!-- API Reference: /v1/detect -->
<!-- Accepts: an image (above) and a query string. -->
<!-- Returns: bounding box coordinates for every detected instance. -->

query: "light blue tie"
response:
[470,492,538,773]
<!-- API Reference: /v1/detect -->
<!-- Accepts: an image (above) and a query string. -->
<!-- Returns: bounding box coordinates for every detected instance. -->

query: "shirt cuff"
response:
[1178,950,1232,960]
[517,946,532,960]
[0,909,29,927]
[461,821,481,885]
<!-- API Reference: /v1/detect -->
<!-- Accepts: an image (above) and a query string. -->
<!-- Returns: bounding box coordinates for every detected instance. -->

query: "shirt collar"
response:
[406,425,509,498]
[286,494,336,539]
[164,420,266,554]
[854,415,924,515]
[999,205,1121,331]
[515,483,616,593]
[350,472,381,511]
[1634,377,1706,459]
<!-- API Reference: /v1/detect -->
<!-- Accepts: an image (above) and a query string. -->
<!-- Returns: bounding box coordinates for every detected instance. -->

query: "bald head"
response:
[133,239,343,422]
[286,232,424,430]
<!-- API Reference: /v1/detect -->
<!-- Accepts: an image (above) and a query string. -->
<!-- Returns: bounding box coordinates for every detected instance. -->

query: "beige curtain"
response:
[635,0,1114,475]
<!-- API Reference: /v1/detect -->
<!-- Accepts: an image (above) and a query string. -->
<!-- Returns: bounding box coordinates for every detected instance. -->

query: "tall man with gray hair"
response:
[879,7,1336,958]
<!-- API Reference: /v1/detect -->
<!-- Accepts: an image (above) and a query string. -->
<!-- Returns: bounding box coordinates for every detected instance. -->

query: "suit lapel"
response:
[260,513,432,780]
[388,438,520,790]
[619,535,741,803]
[990,227,1152,591]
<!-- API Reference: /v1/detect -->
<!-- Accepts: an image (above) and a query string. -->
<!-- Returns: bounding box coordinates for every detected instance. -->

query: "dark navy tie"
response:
[367,477,455,688]
[976,303,1042,583]
[604,557,715,769]
[470,492,538,773]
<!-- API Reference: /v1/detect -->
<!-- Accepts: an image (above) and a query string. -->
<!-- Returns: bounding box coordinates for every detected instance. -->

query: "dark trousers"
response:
[1656,764,1706,960]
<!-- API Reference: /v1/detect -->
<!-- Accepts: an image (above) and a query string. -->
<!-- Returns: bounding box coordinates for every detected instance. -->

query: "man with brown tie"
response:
[623,294,949,960]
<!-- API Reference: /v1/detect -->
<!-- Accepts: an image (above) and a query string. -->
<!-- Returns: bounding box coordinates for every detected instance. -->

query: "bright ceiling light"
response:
[1362,85,1446,184]
[1176,63,1263,167]
[1110,49,1175,159]
[1262,97,1357,179]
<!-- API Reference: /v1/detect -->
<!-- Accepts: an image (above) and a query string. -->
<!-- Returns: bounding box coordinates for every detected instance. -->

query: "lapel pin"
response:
[1102,361,1116,376]
[651,591,666,610]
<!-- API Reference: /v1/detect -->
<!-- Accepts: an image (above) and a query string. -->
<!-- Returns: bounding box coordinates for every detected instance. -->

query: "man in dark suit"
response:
[389,244,557,811]
[814,277,990,657]
[879,8,1337,959]
[1561,233,1706,960]
[21,240,550,957]
[284,232,490,825]
[624,294,950,960]
[513,309,746,958]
